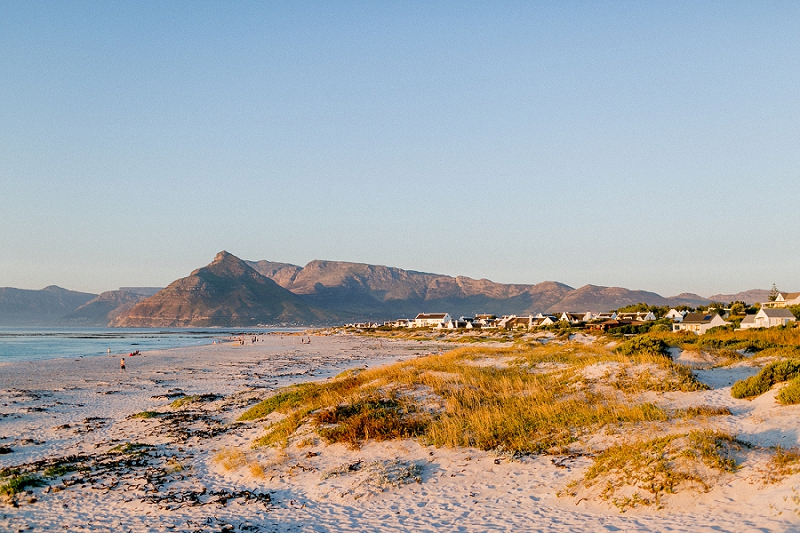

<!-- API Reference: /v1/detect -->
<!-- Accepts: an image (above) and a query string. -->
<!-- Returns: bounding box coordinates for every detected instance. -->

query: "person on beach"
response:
[120,358,126,372]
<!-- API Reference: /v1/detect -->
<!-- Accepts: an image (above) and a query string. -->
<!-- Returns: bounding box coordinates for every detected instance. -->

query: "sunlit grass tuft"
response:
[567,430,743,511]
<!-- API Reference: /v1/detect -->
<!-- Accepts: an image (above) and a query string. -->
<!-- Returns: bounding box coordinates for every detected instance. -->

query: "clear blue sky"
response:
[1,2,798,297]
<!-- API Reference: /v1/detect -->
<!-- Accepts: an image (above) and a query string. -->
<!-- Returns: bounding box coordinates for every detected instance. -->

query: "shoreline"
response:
[0,327,310,364]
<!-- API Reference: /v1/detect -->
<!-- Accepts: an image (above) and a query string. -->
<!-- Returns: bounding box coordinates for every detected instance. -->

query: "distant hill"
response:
[707,289,770,305]
[248,259,574,318]
[0,285,96,326]
[111,251,335,327]
[61,290,150,326]
[548,285,669,313]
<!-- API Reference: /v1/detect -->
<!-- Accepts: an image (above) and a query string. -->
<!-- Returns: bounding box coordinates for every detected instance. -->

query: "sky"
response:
[1,2,799,297]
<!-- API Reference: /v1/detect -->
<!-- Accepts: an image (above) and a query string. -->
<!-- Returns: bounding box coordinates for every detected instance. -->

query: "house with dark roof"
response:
[532,315,558,327]
[740,308,796,329]
[672,312,729,335]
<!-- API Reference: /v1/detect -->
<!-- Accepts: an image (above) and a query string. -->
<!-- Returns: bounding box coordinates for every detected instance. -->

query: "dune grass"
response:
[648,325,800,354]
[673,405,732,418]
[764,446,800,483]
[568,430,743,511]
[170,393,221,409]
[213,447,267,478]
[242,342,707,453]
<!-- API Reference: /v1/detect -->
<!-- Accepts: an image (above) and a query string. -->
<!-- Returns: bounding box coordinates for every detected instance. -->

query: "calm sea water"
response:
[0,328,297,362]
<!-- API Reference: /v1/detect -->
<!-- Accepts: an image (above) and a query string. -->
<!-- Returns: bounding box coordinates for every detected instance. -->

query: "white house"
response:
[473,314,497,328]
[739,314,756,329]
[740,308,796,329]
[595,312,617,320]
[672,312,729,335]
[665,309,687,322]
[762,291,800,308]
[413,313,452,328]
[500,315,536,330]
[776,292,800,306]
[532,315,558,327]
[559,312,587,324]
[617,311,657,322]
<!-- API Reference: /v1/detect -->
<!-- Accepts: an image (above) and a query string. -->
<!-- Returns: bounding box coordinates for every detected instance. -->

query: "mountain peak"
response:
[213,250,233,263]
[193,251,254,278]
[113,251,329,327]
[42,285,67,292]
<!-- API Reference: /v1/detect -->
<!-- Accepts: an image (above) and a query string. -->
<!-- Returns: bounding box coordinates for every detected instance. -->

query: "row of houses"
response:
[384,292,798,335]
[670,291,798,334]
[389,310,659,331]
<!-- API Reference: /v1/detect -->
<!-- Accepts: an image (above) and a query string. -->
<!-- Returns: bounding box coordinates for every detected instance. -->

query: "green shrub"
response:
[696,337,775,352]
[615,336,669,358]
[731,359,800,399]
[131,410,161,419]
[777,376,800,405]
[0,474,43,497]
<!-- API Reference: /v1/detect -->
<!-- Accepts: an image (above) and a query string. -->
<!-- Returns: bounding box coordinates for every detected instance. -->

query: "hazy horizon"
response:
[2,3,798,296]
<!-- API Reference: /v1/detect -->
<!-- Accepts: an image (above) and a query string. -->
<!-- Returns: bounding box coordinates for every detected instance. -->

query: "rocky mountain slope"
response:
[247,259,574,317]
[111,252,335,327]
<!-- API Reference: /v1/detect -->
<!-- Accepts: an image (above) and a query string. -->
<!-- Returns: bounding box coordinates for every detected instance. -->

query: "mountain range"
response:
[0,251,771,327]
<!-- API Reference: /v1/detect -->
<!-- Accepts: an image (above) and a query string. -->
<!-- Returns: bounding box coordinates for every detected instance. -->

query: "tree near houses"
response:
[769,284,780,301]
[729,302,746,315]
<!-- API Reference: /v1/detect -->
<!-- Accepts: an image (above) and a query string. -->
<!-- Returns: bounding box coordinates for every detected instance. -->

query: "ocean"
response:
[0,327,298,362]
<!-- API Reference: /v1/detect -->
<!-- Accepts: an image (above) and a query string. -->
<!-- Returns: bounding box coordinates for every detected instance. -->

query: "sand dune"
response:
[1,334,799,532]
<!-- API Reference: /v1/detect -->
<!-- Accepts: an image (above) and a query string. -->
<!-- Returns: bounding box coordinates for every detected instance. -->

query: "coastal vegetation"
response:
[731,359,800,400]
[565,430,744,511]
[241,340,710,453]
[228,324,800,510]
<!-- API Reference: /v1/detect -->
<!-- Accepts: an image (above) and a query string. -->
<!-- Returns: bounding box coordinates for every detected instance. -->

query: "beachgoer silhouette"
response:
[120,358,126,372]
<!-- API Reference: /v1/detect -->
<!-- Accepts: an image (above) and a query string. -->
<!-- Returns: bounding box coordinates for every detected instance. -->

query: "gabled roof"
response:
[779,292,800,300]
[741,314,756,324]
[681,312,719,324]
[760,308,796,318]
[415,313,448,320]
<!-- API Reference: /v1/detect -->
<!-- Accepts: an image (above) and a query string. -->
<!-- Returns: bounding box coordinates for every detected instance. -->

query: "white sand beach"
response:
[2,334,799,532]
